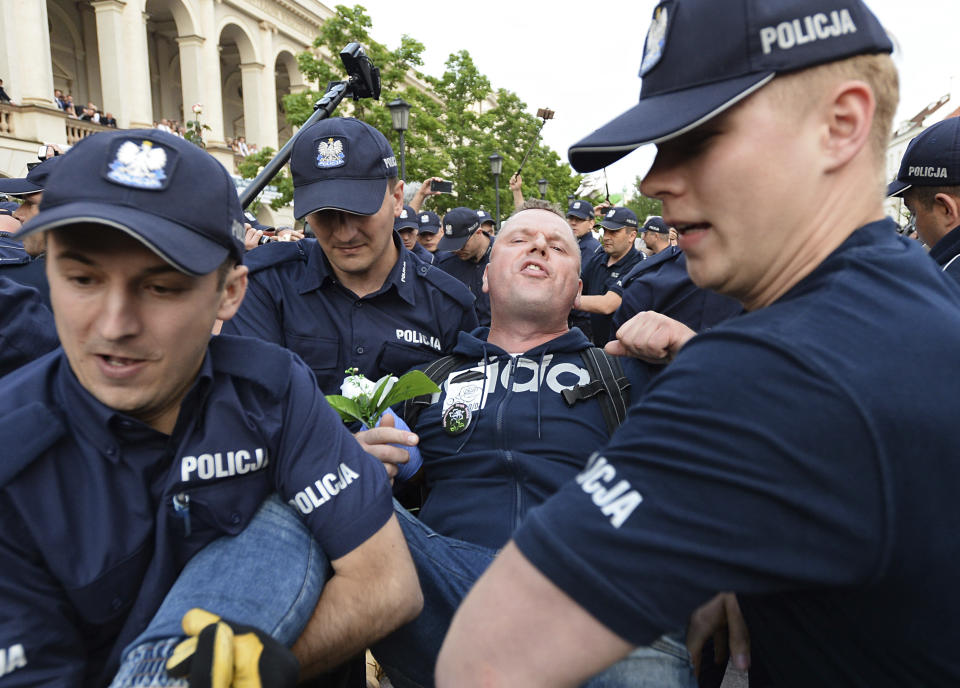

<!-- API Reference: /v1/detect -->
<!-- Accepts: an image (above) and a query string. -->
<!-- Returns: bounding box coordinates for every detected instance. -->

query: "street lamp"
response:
[489,153,503,231]
[538,178,548,199]
[387,97,411,181]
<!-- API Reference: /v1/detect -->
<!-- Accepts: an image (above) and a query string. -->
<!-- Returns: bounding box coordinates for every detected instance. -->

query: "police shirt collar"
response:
[55,350,215,463]
[305,232,417,306]
[929,223,960,269]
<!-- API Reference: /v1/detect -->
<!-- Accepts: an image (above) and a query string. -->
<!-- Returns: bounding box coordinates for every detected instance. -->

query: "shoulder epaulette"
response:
[416,260,476,310]
[0,402,66,488]
[242,239,309,275]
[208,335,295,392]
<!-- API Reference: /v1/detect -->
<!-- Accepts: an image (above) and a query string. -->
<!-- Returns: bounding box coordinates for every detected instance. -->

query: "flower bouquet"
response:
[325,368,440,481]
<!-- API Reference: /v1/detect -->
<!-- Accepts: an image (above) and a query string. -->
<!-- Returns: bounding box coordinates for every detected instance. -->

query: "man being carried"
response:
[362,202,697,688]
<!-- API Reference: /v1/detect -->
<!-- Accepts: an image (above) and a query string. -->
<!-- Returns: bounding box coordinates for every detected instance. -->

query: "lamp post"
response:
[489,153,503,231]
[387,97,411,181]
[538,178,548,199]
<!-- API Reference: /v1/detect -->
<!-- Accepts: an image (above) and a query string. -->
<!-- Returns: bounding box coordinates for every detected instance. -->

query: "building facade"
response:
[0,0,332,180]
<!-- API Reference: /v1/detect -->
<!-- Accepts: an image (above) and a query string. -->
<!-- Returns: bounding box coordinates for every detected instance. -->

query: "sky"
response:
[348,0,958,196]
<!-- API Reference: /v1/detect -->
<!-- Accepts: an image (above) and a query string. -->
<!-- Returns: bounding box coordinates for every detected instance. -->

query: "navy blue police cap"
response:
[0,201,18,214]
[17,129,245,276]
[566,199,595,221]
[887,117,960,198]
[0,156,63,196]
[568,0,893,172]
[600,207,639,230]
[476,209,495,227]
[290,117,398,219]
[438,207,482,251]
[394,205,419,232]
[642,216,670,234]
[417,210,441,235]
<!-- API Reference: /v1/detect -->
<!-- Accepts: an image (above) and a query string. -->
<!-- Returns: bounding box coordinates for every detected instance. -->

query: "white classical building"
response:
[0,0,334,180]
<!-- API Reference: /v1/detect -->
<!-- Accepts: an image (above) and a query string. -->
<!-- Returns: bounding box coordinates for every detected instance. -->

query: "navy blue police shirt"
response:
[580,245,644,346]
[409,240,435,265]
[410,327,651,550]
[0,335,393,686]
[0,234,49,306]
[435,238,493,328]
[929,223,960,285]
[514,220,960,687]
[577,232,601,261]
[611,246,743,333]
[220,234,478,394]
[0,277,58,377]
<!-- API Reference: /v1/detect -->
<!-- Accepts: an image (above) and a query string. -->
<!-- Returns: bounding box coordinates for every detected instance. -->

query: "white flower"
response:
[192,103,203,114]
[341,373,376,400]
[372,375,398,407]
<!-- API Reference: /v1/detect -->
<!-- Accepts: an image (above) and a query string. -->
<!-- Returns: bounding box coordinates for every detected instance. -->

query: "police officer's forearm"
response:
[291,515,423,676]
[578,292,622,315]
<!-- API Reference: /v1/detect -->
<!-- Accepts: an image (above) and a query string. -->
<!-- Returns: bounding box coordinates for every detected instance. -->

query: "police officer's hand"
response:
[275,228,304,242]
[243,224,264,251]
[606,311,696,364]
[354,413,418,484]
[166,608,299,688]
[686,593,750,678]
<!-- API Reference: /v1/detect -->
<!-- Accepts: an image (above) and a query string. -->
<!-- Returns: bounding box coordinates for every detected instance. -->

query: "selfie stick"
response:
[239,43,381,209]
[514,108,555,178]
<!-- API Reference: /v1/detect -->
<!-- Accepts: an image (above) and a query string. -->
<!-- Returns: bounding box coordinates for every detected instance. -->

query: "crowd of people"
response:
[2,1,960,687]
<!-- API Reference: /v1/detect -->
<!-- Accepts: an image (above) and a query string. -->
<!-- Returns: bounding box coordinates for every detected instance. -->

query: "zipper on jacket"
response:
[172,492,191,537]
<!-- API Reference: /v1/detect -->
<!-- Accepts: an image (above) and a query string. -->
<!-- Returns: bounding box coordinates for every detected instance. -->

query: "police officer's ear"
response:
[932,192,960,232]
[216,264,249,322]
[820,80,874,174]
[390,178,404,216]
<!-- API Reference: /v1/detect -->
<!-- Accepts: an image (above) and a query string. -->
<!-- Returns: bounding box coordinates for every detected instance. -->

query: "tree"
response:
[624,176,663,221]
[271,4,581,220]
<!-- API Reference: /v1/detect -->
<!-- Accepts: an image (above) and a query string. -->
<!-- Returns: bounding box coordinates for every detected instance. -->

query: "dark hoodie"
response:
[412,326,650,550]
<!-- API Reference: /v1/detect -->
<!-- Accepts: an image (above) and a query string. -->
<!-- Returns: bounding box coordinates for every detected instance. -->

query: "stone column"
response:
[0,0,55,108]
[197,0,226,149]
[124,4,155,128]
[176,35,206,128]
[258,21,279,151]
[91,0,127,124]
[80,4,103,109]
[239,62,266,151]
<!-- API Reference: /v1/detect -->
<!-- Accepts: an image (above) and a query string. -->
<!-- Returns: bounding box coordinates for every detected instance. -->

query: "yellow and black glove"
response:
[165,608,300,688]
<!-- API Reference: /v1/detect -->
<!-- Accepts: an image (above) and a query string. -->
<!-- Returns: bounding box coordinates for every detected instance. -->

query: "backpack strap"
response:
[561,347,631,435]
[401,354,472,430]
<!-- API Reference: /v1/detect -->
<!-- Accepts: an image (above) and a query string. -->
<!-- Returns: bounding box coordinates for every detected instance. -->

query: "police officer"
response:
[639,215,673,256]
[439,1,960,686]
[0,276,58,377]
[0,156,62,304]
[578,206,645,346]
[396,203,434,264]
[435,207,494,327]
[567,199,600,260]
[477,208,496,235]
[887,116,960,284]
[221,117,478,394]
[416,209,445,255]
[0,129,421,686]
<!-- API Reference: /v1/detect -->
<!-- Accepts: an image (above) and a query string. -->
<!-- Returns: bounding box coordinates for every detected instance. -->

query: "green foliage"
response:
[282,4,580,222]
[326,368,440,427]
[624,176,663,221]
[184,117,211,149]
[238,147,294,210]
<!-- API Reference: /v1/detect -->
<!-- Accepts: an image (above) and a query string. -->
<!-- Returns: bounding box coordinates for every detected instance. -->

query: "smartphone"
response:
[431,180,453,194]
[37,144,48,160]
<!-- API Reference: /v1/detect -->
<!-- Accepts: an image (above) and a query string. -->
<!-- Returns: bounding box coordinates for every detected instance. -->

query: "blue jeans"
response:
[109,495,328,687]
[372,503,697,688]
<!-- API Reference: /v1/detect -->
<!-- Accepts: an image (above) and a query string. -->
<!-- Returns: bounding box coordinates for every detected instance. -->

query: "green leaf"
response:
[324,394,372,426]
[378,370,441,410]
